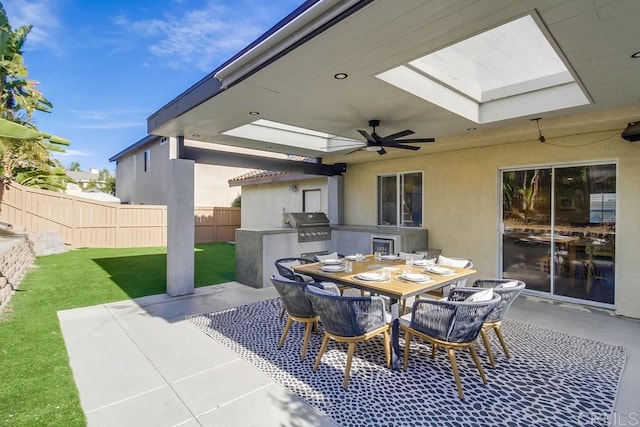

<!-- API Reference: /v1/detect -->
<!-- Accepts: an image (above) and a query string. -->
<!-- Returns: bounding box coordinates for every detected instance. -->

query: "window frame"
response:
[377,171,423,228]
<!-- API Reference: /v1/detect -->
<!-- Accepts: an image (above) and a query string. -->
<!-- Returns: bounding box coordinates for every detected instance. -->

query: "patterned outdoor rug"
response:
[187,299,626,427]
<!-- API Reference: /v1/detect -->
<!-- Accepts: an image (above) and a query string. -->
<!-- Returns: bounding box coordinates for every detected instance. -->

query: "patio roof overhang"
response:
[148,0,640,167]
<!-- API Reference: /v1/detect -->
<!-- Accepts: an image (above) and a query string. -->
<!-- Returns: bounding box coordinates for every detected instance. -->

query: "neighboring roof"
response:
[66,190,121,203]
[66,170,99,182]
[109,134,159,162]
[228,170,320,187]
[228,156,321,187]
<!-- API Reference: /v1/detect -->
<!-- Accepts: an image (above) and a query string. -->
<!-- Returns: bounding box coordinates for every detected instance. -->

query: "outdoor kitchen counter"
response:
[235,226,430,289]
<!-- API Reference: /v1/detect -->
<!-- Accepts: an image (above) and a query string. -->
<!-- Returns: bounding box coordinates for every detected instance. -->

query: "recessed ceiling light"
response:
[192,134,200,138]
[467,127,477,132]
[631,52,640,59]
[334,73,348,80]
[249,111,260,115]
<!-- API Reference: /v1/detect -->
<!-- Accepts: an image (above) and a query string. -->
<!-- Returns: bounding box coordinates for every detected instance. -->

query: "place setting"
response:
[422,265,457,276]
[352,270,391,282]
[395,270,433,284]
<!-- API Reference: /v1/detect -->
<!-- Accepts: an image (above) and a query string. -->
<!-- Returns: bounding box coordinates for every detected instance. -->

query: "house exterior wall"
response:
[240,177,328,228]
[343,132,640,319]
[114,137,248,207]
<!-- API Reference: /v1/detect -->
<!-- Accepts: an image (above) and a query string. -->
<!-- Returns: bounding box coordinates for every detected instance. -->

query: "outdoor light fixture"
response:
[334,73,348,79]
[531,118,545,143]
[288,185,298,192]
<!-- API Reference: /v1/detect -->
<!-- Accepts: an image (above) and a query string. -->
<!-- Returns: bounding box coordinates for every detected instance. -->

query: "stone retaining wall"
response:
[0,236,35,311]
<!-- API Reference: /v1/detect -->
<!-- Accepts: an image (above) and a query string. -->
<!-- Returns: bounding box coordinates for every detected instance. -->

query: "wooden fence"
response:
[0,181,240,248]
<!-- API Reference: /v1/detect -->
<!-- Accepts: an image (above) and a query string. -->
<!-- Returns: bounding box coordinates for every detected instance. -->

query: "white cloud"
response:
[55,149,93,157]
[3,0,62,51]
[114,1,292,72]
[74,121,144,130]
[68,108,148,130]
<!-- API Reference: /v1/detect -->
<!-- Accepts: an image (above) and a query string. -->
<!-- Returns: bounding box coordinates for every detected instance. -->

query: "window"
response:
[303,189,321,212]
[377,172,422,227]
[144,149,150,172]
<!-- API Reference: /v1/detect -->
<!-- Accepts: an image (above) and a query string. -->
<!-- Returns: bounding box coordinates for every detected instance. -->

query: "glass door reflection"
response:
[553,165,615,304]
[502,168,552,293]
[501,164,616,306]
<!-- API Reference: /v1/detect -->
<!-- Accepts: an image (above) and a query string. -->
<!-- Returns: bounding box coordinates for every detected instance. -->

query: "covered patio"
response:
[86,0,640,424]
[147,0,640,321]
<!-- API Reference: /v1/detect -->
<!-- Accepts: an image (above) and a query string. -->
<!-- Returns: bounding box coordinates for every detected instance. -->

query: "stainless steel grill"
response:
[282,212,331,243]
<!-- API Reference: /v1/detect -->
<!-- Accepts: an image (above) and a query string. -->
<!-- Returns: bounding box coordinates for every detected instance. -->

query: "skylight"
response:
[222,119,360,152]
[376,14,590,124]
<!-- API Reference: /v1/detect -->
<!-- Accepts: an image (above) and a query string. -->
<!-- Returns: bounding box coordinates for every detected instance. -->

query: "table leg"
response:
[390,298,401,370]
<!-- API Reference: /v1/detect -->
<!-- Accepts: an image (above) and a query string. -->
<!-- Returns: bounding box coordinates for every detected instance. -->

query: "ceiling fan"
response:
[356,119,435,155]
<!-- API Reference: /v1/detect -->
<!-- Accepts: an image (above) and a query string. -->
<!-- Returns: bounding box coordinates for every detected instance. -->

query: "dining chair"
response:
[274,257,315,319]
[270,275,339,360]
[400,288,501,399]
[437,255,474,288]
[275,257,315,282]
[313,252,341,262]
[305,284,391,388]
[451,279,526,368]
[419,254,473,299]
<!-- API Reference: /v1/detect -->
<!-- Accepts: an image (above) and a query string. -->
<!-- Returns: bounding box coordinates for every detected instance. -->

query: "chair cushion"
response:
[399,251,424,260]
[399,312,412,328]
[500,280,519,288]
[437,255,470,268]
[280,260,301,269]
[318,281,341,295]
[465,288,494,302]
[315,252,339,261]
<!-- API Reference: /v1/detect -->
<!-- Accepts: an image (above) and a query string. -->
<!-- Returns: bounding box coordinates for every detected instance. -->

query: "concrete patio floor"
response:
[58,282,640,427]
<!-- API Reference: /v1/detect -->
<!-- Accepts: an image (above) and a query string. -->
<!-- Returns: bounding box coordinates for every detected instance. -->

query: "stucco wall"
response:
[115,138,250,207]
[343,133,640,319]
[240,178,328,229]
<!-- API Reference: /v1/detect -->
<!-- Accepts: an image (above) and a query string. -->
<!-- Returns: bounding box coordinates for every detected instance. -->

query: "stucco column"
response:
[167,158,194,296]
[327,175,344,225]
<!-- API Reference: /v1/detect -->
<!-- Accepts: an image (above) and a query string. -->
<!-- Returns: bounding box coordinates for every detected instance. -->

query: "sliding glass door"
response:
[501,164,616,306]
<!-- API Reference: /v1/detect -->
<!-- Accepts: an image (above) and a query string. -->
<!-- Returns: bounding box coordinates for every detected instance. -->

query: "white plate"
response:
[424,266,455,275]
[345,255,367,261]
[380,254,399,261]
[354,272,384,281]
[320,258,342,265]
[402,273,431,282]
[321,265,344,272]
[396,274,432,283]
[412,259,432,266]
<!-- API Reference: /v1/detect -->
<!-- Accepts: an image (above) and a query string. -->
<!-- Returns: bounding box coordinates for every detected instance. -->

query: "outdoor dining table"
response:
[293,255,476,369]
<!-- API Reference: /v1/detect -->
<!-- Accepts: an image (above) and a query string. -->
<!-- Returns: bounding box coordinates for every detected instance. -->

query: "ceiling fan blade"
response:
[392,144,421,151]
[357,129,376,144]
[382,129,414,141]
[395,138,435,143]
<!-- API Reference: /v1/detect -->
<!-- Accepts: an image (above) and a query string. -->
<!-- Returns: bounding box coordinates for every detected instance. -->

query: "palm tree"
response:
[0,4,70,188]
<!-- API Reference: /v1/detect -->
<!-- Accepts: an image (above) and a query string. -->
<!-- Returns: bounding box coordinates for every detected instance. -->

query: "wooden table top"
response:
[293,256,476,300]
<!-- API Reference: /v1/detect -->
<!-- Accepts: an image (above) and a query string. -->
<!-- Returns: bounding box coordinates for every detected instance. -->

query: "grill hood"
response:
[282,212,330,228]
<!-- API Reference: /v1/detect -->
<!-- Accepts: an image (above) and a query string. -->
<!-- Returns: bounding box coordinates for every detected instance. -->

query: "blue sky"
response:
[3,0,303,172]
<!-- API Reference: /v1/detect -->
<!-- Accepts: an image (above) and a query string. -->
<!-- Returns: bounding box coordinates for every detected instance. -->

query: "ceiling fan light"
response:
[366,145,382,151]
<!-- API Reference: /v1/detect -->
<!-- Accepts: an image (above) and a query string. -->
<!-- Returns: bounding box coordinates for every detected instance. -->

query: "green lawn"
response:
[0,242,236,426]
